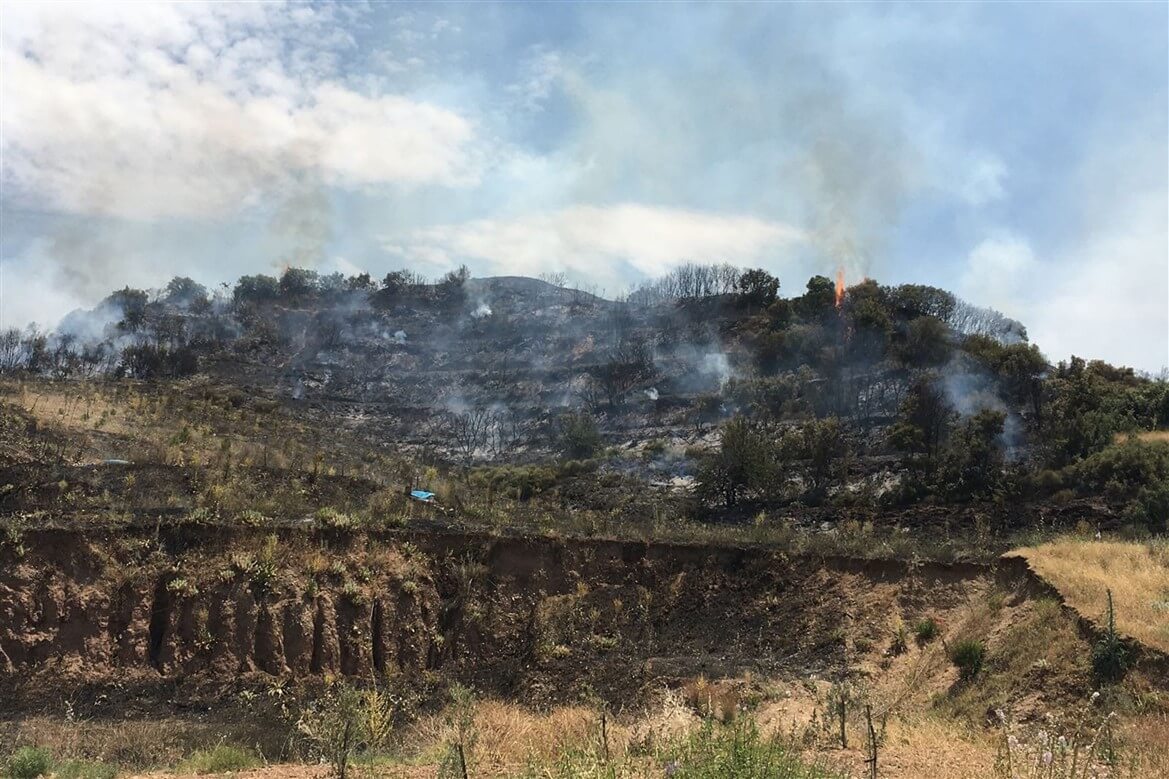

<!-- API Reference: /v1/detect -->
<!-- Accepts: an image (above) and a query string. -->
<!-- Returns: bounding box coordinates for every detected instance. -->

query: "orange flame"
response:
[834,268,845,309]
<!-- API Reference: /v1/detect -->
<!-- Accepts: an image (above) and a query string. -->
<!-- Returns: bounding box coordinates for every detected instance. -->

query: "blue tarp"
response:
[410,490,436,502]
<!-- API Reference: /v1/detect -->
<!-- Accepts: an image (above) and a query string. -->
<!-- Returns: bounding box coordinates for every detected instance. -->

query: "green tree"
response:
[889,376,954,463]
[797,275,836,319]
[279,267,321,300]
[107,287,149,332]
[559,412,602,459]
[736,268,780,307]
[900,316,951,367]
[233,274,280,304]
[888,283,957,321]
[698,417,775,508]
[940,409,1006,498]
[346,272,376,291]
[437,264,471,307]
[996,343,1048,421]
[798,417,849,498]
[163,276,209,308]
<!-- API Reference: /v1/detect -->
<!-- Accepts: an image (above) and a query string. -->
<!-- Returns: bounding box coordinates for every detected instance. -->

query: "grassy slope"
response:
[1010,538,1169,653]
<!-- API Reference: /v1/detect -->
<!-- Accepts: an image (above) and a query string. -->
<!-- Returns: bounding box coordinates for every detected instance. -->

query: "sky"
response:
[1,1,1166,371]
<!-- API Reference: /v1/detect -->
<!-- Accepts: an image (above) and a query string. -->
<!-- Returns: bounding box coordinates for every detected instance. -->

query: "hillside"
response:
[2,266,1168,779]
[2,265,1166,546]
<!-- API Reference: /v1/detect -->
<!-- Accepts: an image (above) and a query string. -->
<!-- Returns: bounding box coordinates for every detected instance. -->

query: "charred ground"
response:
[1,265,1166,549]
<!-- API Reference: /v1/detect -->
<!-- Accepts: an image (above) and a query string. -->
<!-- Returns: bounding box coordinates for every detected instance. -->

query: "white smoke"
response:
[699,352,733,388]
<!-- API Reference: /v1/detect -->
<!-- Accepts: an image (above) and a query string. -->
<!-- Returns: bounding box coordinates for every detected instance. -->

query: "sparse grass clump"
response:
[914,617,940,644]
[512,716,841,779]
[296,683,400,779]
[949,639,986,682]
[176,744,261,774]
[315,507,355,530]
[993,696,1125,779]
[891,618,910,655]
[53,760,118,779]
[666,719,841,779]
[4,747,52,779]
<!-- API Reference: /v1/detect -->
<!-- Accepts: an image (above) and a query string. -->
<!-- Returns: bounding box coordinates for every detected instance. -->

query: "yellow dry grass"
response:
[1113,430,1169,444]
[407,700,625,772]
[10,383,135,436]
[1010,538,1169,653]
[857,717,994,779]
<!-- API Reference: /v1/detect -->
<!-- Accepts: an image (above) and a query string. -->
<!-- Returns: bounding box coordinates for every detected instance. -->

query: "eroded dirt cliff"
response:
[1,527,1035,707]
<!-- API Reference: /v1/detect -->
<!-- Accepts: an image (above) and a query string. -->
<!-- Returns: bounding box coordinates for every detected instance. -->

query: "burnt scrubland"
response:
[1,267,1167,778]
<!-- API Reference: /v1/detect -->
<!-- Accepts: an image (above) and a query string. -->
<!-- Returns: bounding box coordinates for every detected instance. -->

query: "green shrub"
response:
[4,748,51,779]
[297,683,400,779]
[1069,441,1169,506]
[667,719,841,778]
[519,716,841,778]
[913,617,939,644]
[1122,481,1169,533]
[177,745,260,774]
[948,639,986,682]
[54,760,117,779]
[891,621,909,655]
[559,413,602,459]
[469,464,560,501]
[315,506,355,530]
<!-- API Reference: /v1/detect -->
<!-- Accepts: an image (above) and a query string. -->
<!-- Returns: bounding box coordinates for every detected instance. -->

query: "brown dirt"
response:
[4,527,1165,779]
[1,526,1017,709]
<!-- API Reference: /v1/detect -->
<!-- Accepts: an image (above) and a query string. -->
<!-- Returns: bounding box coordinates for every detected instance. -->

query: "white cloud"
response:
[386,204,805,290]
[0,1,480,220]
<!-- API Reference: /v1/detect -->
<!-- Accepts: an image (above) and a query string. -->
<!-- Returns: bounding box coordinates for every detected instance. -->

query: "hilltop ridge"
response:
[0,263,1165,546]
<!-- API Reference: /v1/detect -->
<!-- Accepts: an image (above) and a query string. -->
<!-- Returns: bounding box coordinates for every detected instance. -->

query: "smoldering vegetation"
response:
[2,263,1167,527]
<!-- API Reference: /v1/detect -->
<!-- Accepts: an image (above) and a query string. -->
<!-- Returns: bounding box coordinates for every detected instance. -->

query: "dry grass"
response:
[406,700,625,772]
[0,715,288,770]
[1113,430,1169,444]
[1010,538,1169,653]
[1120,711,1169,777]
[860,717,994,779]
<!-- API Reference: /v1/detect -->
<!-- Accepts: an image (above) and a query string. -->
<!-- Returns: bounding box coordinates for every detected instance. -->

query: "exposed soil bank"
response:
[0,526,1145,709]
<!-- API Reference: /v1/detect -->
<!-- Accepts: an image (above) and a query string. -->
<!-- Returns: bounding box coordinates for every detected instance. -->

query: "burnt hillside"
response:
[2,265,1167,534]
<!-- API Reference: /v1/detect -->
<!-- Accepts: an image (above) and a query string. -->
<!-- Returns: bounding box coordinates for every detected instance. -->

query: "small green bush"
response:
[4,747,51,779]
[1092,637,1129,684]
[667,719,841,778]
[948,639,986,682]
[559,413,602,459]
[315,506,355,530]
[177,745,260,775]
[54,760,117,779]
[913,617,939,644]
